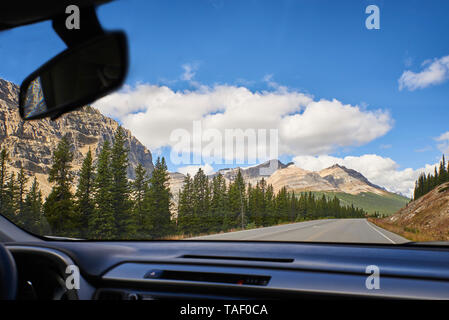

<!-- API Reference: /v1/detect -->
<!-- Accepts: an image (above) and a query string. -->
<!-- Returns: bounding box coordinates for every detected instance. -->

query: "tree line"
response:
[413,155,449,201]
[177,169,366,236]
[0,127,366,239]
[0,127,173,239]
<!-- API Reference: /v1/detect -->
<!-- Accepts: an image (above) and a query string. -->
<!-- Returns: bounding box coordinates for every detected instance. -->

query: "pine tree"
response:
[44,135,77,236]
[17,165,28,215]
[192,168,211,233]
[3,172,18,222]
[0,148,9,213]
[90,141,116,239]
[264,184,276,225]
[209,173,227,232]
[275,187,289,223]
[146,157,172,238]
[131,163,150,238]
[75,149,95,238]
[22,177,45,234]
[110,127,133,238]
[225,169,246,230]
[177,174,195,235]
[438,155,447,184]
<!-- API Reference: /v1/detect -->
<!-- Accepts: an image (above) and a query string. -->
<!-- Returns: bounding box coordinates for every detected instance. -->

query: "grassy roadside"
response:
[368,218,443,242]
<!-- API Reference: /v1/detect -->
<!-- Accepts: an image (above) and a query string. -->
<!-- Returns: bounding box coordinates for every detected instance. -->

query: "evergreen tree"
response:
[21,177,45,234]
[192,168,211,233]
[209,173,227,232]
[0,148,9,213]
[3,172,18,222]
[177,174,195,235]
[43,135,77,236]
[75,149,95,238]
[90,141,116,239]
[146,157,172,238]
[131,163,150,237]
[225,170,246,230]
[17,165,28,215]
[110,127,133,238]
[413,155,449,200]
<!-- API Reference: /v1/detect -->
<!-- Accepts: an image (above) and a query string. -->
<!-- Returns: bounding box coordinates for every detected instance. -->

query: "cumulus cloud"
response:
[436,131,449,155]
[292,154,438,197]
[399,55,449,91]
[177,163,214,176]
[94,82,392,164]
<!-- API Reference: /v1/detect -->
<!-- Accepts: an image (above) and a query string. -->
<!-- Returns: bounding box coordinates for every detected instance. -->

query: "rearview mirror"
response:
[19,31,128,120]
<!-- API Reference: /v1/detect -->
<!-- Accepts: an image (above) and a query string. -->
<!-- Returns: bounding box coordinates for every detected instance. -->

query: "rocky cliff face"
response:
[267,163,388,195]
[267,164,338,193]
[318,164,387,195]
[0,78,154,197]
[381,182,449,240]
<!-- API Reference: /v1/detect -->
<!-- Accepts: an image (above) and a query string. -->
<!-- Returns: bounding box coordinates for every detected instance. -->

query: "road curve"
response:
[190,218,409,244]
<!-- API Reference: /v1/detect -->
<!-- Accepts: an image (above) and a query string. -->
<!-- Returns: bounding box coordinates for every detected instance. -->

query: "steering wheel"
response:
[0,244,17,300]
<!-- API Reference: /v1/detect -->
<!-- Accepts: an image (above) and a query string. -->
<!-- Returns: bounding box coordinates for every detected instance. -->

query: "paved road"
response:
[191,219,409,244]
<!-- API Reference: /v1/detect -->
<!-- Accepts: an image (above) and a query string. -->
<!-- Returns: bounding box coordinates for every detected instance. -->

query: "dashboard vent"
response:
[144,269,270,286]
[180,254,294,263]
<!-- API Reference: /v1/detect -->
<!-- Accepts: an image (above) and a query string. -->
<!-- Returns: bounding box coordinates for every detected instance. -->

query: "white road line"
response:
[365,220,396,244]
[191,219,331,240]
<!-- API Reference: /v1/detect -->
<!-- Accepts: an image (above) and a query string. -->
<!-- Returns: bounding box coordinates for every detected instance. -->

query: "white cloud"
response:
[436,131,449,155]
[177,163,214,176]
[399,55,449,91]
[181,63,196,81]
[94,82,392,161]
[292,154,438,197]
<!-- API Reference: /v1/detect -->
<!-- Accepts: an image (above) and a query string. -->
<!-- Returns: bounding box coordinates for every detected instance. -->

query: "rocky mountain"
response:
[169,172,186,208]
[210,159,290,185]
[379,182,449,241]
[267,164,338,193]
[318,164,387,195]
[0,78,154,197]
[266,163,388,195]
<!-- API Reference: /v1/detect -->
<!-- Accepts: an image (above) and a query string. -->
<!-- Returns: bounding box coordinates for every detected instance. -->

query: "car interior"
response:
[0,0,449,302]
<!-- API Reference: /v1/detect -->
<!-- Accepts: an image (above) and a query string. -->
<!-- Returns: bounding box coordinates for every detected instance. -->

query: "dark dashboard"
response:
[5,240,449,300]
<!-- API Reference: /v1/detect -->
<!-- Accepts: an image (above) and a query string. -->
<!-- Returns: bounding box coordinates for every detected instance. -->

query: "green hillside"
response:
[295,191,409,216]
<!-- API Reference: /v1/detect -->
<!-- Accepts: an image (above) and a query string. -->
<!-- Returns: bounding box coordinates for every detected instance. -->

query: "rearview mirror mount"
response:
[19,31,128,120]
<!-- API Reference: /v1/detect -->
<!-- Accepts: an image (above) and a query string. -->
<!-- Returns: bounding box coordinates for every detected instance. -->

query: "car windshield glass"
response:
[0,1,448,244]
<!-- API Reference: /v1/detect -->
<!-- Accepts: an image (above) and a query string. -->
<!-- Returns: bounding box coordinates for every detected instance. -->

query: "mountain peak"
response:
[318,164,386,195]
[0,78,154,197]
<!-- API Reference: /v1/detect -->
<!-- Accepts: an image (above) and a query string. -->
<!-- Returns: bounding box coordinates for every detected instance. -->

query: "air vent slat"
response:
[180,254,293,263]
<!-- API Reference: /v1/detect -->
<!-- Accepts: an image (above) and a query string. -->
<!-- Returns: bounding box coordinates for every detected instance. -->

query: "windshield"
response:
[0,0,448,243]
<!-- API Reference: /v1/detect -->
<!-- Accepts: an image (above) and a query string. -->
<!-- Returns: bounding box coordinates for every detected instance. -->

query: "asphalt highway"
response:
[191,218,409,244]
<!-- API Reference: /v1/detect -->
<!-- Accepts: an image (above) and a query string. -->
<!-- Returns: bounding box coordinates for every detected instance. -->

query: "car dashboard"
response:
[4,240,449,300]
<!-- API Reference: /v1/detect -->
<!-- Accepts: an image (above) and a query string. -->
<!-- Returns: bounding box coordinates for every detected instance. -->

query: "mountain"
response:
[172,159,408,215]
[376,182,449,241]
[266,163,408,215]
[0,78,154,197]
[210,159,290,185]
[169,172,186,209]
[267,163,386,195]
[267,164,338,193]
[318,164,386,195]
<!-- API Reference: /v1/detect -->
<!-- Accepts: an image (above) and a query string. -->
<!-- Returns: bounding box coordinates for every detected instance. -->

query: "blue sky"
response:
[1,0,448,196]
